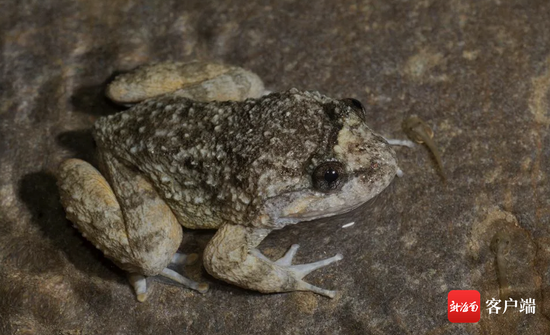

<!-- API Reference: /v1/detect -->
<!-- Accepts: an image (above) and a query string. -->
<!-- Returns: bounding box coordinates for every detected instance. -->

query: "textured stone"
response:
[3,0,550,334]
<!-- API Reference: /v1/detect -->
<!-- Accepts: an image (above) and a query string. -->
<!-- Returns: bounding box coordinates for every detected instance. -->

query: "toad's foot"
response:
[129,274,148,302]
[160,268,209,294]
[384,138,416,148]
[170,251,199,266]
[252,244,343,298]
[161,252,209,294]
[204,225,343,299]
[380,137,408,177]
[129,252,208,302]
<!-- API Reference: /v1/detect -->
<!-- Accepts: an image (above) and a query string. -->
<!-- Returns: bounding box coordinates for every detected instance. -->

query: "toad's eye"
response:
[312,161,347,192]
[342,98,365,113]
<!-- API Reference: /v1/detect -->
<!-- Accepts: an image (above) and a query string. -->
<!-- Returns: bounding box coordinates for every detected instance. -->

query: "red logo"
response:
[448,290,480,323]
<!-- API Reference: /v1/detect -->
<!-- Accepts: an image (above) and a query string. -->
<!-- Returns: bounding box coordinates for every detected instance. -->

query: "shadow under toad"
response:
[70,74,126,118]
[56,75,128,167]
[57,128,97,165]
[18,171,124,281]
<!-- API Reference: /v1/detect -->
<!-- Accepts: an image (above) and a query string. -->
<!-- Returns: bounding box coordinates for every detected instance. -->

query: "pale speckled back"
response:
[93,89,379,229]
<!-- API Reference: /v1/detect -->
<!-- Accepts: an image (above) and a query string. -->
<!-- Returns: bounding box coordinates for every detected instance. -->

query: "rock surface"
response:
[2,1,550,334]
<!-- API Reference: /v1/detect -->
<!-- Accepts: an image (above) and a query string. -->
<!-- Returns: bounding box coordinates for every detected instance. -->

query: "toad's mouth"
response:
[263,189,360,226]
[278,201,363,222]
[275,191,367,224]
[263,171,395,227]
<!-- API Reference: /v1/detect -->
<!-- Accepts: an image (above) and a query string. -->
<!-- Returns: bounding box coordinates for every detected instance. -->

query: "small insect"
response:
[402,116,445,181]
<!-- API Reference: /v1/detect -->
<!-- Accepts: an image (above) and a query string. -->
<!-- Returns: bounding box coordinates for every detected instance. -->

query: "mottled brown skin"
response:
[58,62,399,300]
[94,90,397,230]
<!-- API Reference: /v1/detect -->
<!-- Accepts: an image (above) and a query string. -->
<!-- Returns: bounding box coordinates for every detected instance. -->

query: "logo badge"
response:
[448,290,481,323]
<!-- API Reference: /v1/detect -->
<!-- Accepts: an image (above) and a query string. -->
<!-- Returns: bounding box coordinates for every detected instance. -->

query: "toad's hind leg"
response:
[204,224,342,298]
[57,158,206,301]
[106,61,266,104]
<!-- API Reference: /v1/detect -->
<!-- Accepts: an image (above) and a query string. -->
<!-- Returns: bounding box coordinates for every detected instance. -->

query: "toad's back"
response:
[93,89,342,229]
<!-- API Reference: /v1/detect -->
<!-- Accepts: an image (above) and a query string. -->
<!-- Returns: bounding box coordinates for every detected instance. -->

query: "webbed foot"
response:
[204,225,343,298]
[252,244,343,298]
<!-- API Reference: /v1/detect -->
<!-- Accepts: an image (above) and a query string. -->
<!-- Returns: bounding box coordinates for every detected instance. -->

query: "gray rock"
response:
[2,0,550,334]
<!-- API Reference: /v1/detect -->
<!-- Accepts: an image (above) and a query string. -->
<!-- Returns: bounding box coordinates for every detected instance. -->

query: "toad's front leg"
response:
[203,224,342,298]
